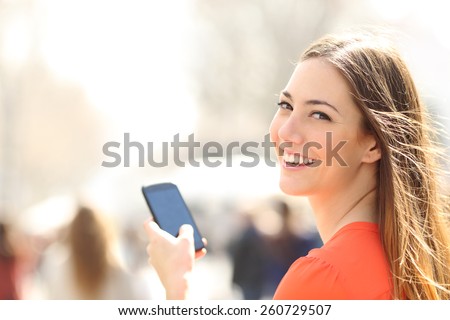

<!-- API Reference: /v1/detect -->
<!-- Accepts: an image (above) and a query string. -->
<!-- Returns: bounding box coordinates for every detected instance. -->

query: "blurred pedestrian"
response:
[229,210,267,300]
[230,200,321,299]
[40,206,145,299]
[263,199,321,296]
[0,222,20,299]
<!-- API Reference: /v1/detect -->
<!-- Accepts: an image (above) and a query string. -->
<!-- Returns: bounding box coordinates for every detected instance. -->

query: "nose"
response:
[277,113,304,146]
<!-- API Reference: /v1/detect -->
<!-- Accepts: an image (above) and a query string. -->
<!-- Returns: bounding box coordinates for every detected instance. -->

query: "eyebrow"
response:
[281,90,341,115]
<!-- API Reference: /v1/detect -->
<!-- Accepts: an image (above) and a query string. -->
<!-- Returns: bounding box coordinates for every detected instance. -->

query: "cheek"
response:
[303,131,328,159]
[324,131,360,168]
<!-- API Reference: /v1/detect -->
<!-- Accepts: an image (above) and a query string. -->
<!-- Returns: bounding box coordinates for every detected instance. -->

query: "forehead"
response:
[284,58,357,114]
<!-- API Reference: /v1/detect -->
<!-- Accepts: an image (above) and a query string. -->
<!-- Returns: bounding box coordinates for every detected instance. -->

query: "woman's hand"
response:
[143,219,206,299]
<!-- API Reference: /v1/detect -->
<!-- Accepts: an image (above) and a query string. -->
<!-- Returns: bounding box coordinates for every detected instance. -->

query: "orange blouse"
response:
[273,222,392,299]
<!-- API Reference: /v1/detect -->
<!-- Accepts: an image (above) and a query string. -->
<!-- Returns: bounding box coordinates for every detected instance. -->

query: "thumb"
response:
[178,224,194,239]
[178,224,194,252]
[144,220,169,242]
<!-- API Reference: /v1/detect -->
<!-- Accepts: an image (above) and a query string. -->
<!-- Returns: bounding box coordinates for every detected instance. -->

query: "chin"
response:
[279,180,312,196]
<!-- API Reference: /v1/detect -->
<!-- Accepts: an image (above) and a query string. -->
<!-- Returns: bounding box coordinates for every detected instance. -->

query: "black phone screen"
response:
[142,183,204,251]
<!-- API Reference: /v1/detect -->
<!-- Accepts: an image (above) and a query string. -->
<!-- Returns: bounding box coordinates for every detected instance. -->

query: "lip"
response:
[281,148,317,161]
[279,149,318,161]
[281,160,311,170]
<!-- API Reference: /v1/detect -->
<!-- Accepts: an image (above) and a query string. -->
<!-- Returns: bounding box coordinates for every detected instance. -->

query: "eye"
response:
[311,111,331,121]
[277,101,293,111]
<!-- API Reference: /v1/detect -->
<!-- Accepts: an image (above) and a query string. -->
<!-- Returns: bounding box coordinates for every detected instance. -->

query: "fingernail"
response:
[181,224,193,233]
[149,221,159,229]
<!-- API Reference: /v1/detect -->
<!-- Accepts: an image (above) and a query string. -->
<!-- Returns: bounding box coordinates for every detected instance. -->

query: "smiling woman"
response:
[272,31,450,300]
[270,57,374,199]
[143,30,450,300]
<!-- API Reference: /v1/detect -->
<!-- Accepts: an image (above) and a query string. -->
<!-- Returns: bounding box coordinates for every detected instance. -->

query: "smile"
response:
[282,152,317,167]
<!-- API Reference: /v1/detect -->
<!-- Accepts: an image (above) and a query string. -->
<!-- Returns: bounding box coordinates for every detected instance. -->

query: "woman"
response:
[42,207,145,299]
[144,31,450,299]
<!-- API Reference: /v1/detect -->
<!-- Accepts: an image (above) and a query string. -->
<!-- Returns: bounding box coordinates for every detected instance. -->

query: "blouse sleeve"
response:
[273,256,348,300]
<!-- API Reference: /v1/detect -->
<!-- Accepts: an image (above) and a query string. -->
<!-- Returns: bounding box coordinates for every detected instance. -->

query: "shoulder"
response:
[274,223,392,299]
[273,255,348,299]
[311,223,385,266]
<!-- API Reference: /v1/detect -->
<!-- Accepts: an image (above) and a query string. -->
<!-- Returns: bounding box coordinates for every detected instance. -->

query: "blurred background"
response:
[1,0,449,299]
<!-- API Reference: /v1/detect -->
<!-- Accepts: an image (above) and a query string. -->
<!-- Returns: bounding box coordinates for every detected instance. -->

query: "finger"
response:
[145,221,175,245]
[144,217,154,224]
[143,220,159,239]
[178,224,193,237]
[143,217,154,233]
[178,224,194,251]
[195,248,207,260]
[143,219,156,233]
[202,238,208,247]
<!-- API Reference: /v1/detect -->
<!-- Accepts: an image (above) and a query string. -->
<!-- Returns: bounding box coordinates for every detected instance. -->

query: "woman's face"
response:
[270,58,375,196]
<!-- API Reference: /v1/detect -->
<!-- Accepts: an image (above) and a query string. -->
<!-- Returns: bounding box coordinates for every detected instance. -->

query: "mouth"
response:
[282,152,317,167]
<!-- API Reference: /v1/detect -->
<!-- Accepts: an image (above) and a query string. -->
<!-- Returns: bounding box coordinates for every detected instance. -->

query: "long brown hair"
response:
[0,222,15,259]
[301,31,450,299]
[68,207,113,299]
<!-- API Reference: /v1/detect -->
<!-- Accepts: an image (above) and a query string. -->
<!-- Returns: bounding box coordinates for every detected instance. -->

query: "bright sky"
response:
[37,0,198,141]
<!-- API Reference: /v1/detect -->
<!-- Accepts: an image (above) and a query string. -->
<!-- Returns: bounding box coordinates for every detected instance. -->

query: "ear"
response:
[361,136,381,164]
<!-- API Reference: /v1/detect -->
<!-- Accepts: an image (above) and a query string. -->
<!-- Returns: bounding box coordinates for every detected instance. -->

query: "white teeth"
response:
[283,152,315,165]
[288,154,295,163]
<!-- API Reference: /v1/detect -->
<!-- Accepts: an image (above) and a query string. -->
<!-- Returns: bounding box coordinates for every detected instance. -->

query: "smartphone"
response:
[142,183,205,251]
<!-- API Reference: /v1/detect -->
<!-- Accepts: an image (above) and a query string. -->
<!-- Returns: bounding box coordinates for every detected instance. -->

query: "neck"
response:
[308,171,378,244]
